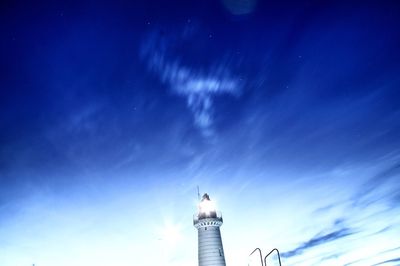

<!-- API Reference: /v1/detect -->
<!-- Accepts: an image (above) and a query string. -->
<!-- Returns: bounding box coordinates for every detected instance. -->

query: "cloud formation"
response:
[281,227,353,258]
[279,157,400,265]
[372,258,400,266]
[353,161,400,208]
[141,30,243,137]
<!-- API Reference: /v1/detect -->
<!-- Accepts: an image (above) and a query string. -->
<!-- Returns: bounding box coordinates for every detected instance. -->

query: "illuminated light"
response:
[199,198,216,214]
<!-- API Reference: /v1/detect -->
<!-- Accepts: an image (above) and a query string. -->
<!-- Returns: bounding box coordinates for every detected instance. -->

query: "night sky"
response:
[1,1,400,265]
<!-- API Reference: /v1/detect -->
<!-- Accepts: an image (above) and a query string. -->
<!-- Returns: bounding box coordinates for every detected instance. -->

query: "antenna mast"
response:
[197,186,200,201]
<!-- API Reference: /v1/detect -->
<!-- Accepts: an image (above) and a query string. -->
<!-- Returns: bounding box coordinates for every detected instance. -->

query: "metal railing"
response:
[264,248,281,266]
[249,248,263,266]
[248,247,282,266]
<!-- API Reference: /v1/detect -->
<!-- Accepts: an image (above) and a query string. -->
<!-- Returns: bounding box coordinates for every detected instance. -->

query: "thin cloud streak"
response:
[352,160,400,209]
[371,258,400,266]
[281,227,353,258]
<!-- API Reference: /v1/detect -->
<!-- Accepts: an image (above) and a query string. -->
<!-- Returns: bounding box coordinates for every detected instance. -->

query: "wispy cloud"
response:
[281,227,353,258]
[281,157,400,265]
[353,160,400,208]
[140,30,243,137]
[371,257,400,266]
[344,246,400,266]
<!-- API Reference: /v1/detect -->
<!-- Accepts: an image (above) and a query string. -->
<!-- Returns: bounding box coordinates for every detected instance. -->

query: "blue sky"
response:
[1,1,400,265]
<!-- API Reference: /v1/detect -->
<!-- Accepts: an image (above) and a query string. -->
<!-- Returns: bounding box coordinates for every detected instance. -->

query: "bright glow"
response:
[160,223,183,247]
[199,199,216,214]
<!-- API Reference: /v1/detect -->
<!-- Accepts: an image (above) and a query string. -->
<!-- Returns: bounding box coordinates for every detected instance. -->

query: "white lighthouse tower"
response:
[193,193,226,266]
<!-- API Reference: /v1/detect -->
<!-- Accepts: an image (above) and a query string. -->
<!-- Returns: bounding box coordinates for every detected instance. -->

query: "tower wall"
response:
[197,222,226,266]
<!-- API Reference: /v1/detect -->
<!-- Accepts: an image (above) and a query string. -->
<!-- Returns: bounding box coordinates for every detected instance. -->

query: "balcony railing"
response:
[193,211,223,225]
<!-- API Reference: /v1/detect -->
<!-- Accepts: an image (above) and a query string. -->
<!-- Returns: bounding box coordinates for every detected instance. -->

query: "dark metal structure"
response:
[248,247,282,266]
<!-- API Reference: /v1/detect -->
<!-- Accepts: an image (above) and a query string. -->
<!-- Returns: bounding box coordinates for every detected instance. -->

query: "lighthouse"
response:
[193,193,226,266]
